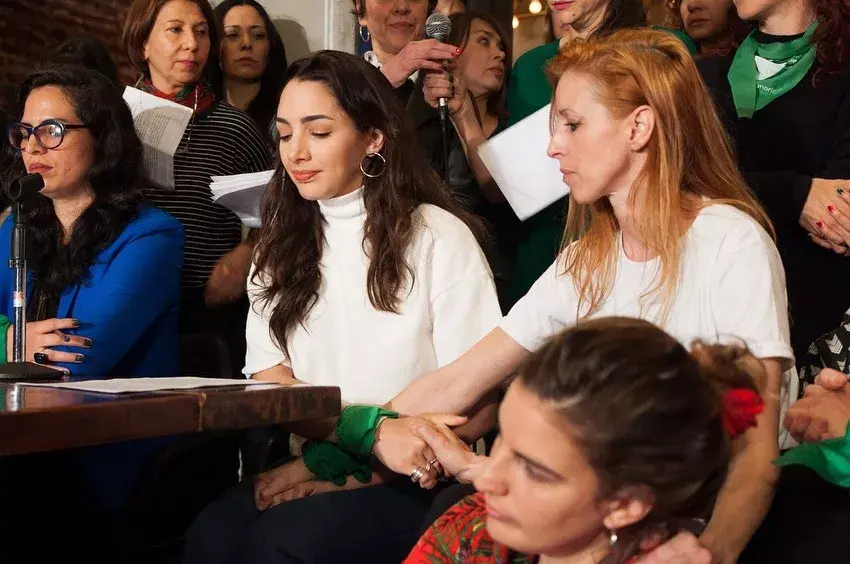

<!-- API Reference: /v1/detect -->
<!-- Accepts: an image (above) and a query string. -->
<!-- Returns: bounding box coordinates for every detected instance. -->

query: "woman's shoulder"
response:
[513,40,559,72]
[414,204,478,244]
[692,202,776,250]
[123,204,184,239]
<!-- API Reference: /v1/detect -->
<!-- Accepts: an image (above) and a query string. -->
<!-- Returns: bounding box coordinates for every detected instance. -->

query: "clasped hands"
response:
[253,413,472,511]
[783,368,850,443]
[802,179,850,256]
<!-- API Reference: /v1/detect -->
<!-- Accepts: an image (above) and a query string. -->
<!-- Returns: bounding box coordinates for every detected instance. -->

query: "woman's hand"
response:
[371,414,467,489]
[422,68,472,118]
[254,457,315,510]
[380,39,459,88]
[259,468,393,510]
[635,532,712,564]
[409,418,481,483]
[205,242,252,307]
[6,317,90,366]
[783,368,850,443]
[801,178,850,255]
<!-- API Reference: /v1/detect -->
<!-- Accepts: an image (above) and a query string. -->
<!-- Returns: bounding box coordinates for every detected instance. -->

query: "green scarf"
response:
[727,23,817,119]
[777,422,850,488]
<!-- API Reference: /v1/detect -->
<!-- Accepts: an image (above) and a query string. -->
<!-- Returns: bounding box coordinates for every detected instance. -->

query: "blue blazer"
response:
[0,204,184,379]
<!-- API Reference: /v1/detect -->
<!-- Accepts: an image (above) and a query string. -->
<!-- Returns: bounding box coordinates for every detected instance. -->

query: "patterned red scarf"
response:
[136,78,216,114]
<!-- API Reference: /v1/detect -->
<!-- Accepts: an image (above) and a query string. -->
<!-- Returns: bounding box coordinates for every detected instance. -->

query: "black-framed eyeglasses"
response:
[6,119,89,151]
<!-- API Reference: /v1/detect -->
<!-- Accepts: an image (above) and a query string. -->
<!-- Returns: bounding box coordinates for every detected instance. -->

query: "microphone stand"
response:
[439,101,451,184]
[0,180,63,381]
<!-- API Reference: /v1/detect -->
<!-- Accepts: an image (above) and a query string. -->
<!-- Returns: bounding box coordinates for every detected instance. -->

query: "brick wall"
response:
[0,0,136,111]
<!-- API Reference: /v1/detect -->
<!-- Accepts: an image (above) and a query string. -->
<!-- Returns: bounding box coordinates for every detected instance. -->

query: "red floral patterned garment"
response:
[404,493,537,564]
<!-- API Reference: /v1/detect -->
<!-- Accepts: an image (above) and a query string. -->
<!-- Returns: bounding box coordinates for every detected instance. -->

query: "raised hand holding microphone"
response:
[380,38,459,89]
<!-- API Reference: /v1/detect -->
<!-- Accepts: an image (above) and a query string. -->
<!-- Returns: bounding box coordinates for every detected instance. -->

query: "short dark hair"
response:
[519,317,764,562]
[351,0,438,19]
[213,0,288,137]
[123,0,220,83]
[14,65,144,294]
[445,11,511,119]
[47,37,121,87]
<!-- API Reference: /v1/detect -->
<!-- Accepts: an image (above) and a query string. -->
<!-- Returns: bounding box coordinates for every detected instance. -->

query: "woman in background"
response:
[123,0,271,375]
[406,317,762,564]
[416,11,518,309]
[676,0,748,56]
[509,0,646,307]
[214,0,287,146]
[353,0,458,103]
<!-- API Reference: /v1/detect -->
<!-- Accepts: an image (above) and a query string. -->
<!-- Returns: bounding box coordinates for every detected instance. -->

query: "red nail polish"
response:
[816,220,825,229]
[828,205,836,213]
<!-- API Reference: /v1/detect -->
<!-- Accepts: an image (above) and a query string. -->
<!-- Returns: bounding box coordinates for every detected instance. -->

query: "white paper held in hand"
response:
[477,104,569,221]
[210,170,275,228]
[122,86,192,190]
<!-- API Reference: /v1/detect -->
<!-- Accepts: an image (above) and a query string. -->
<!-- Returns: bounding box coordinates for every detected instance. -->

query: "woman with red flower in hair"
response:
[405,317,767,564]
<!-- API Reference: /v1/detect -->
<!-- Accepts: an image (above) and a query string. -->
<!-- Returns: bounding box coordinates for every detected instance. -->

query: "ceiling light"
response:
[529,0,543,14]
[512,15,520,29]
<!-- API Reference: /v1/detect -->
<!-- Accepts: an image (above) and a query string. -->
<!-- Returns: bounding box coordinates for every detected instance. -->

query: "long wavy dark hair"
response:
[12,65,143,295]
[253,50,484,357]
[812,0,850,78]
[594,0,647,37]
[213,0,288,137]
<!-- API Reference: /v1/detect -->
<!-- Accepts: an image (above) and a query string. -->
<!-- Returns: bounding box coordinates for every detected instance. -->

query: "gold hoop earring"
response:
[360,152,386,178]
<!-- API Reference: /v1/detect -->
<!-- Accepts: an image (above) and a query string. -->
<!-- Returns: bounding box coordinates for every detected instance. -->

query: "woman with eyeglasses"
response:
[123,0,271,376]
[0,64,183,561]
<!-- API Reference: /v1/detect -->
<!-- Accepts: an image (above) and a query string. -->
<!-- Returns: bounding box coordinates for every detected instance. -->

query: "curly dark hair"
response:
[812,0,850,77]
[213,0,288,136]
[520,317,765,563]
[12,65,143,296]
[47,36,121,87]
[252,50,484,357]
[595,0,647,37]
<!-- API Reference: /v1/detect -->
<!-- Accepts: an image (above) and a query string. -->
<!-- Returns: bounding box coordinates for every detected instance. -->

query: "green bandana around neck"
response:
[727,22,817,119]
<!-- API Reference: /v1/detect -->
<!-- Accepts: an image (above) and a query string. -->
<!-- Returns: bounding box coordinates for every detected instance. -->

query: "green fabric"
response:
[653,26,698,56]
[506,29,698,306]
[302,440,372,487]
[335,405,399,457]
[777,422,850,488]
[0,314,9,364]
[728,24,817,119]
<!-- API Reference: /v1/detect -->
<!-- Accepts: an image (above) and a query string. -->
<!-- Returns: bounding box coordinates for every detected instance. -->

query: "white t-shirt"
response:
[502,203,795,371]
[245,188,501,405]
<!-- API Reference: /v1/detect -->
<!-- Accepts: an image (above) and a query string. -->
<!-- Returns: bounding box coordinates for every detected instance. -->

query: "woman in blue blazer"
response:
[0,65,185,543]
[2,65,183,378]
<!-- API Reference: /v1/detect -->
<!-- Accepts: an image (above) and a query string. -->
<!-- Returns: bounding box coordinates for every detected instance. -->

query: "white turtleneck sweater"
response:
[244,188,501,405]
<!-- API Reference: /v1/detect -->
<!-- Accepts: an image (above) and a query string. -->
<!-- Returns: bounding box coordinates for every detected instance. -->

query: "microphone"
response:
[425,13,453,114]
[425,13,453,183]
[7,172,44,202]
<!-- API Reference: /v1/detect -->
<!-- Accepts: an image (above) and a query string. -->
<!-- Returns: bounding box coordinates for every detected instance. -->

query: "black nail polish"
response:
[83,338,93,348]
[839,188,845,195]
[71,319,81,328]
[75,354,86,362]
[63,334,71,342]
[34,352,48,364]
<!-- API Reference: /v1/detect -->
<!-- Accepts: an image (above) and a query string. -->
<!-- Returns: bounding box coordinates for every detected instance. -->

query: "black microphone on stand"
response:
[0,173,64,381]
[425,13,453,183]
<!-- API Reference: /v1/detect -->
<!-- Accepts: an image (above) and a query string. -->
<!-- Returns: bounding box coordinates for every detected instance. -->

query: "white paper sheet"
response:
[477,104,569,221]
[210,170,274,228]
[122,87,192,190]
[22,377,276,394]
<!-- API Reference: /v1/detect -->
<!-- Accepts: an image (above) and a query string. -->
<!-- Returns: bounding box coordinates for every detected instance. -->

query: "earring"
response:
[360,152,386,178]
[608,529,618,546]
[359,25,370,43]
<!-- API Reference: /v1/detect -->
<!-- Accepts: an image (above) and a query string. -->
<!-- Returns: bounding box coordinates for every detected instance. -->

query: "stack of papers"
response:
[478,104,569,221]
[123,87,192,190]
[210,170,275,228]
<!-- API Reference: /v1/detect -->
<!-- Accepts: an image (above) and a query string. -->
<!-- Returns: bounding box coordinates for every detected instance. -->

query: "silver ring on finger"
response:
[410,466,425,483]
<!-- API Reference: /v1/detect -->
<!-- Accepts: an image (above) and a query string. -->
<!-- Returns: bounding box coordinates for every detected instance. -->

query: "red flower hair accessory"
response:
[721,389,765,438]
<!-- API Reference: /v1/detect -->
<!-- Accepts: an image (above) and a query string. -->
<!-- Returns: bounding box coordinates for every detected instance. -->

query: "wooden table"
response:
[0,382,340,456]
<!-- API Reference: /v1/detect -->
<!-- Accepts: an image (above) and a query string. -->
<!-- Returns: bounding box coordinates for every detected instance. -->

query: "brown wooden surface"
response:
[0,382,341,456]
